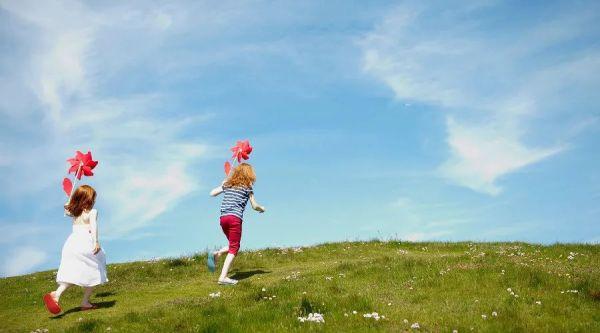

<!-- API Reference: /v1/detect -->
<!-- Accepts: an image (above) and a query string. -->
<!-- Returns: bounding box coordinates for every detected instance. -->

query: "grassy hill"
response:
[0,241,598,332]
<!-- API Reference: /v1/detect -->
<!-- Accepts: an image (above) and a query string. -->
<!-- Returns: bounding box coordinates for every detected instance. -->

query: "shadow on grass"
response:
[50,300,116,319]
[229,269,271,281]
[96,291,116,297]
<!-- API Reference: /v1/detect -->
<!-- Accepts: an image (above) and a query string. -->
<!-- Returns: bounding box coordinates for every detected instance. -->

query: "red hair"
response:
[65,185,96,217]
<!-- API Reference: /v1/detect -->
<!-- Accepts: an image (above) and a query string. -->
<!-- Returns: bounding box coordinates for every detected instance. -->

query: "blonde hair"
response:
[65,185,96,217]
[225,163,256,188]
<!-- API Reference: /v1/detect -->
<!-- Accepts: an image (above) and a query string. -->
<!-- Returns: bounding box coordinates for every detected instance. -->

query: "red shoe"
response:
[43,293,61,314]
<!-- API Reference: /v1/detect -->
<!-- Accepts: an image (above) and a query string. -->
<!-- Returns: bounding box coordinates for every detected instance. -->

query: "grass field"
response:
[0,241,598,332]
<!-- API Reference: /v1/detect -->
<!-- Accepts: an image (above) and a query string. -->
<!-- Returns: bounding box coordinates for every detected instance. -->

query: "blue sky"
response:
[1,0,599,277]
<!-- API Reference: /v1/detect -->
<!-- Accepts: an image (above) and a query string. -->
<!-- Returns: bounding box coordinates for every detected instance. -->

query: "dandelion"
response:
[481,314,487,320]
[388,302,392,306]
[411,322,420,329]
[352,310,357,314]
[492,311,498,317]
[506,288,512,292]
[535,301,541,305]
[344,313,349,317]
[262,288,266,292]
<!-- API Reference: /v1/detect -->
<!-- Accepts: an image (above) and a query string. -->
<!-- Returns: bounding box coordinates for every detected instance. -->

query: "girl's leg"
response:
[53,282,72,301]
[219,253,236,281]
[218,216,242,282]
[214,246,229,259]
[81,287,94,307]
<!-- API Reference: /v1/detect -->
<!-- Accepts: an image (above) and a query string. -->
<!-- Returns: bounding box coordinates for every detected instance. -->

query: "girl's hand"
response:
[93,243,101,255]
[255,205,266,213]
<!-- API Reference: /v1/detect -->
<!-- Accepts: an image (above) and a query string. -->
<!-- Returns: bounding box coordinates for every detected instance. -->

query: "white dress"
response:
[56,209,108,287]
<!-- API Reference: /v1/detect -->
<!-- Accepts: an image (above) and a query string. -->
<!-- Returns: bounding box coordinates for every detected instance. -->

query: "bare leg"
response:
[53,282,72,302]
[81,287,94,307]
[214,246,229,259]
[218,253,236,281]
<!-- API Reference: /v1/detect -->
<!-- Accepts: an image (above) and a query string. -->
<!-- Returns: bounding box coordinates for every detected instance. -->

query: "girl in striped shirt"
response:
[207,163,266,285]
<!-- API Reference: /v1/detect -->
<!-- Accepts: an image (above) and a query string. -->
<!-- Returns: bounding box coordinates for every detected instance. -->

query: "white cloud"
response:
[440,117,564,195]
[0,1,212,237]
[0,223,50,244]
[361,2,599,194]
[2,247,47,277]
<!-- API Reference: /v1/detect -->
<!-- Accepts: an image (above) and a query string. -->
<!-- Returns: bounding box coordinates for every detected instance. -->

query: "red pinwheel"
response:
[62,178,73,197]
[62,150,99,197]
[224,140,253,175]
[67,151,98,180]
[230,140,253,163]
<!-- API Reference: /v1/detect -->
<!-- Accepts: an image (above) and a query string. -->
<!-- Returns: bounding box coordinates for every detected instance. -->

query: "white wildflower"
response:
[481,314,487,320]
[352,310,357,314]
[262,288,266,292]
[298,313,324,323]
[535,301,541,305]
[411,322,420,329]
[492,311,498,317]
[363,312,381,320]
[209,291,221,298]
[403,319,409,324]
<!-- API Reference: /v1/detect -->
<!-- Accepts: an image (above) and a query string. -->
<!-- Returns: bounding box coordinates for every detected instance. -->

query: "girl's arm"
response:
[210,178,229,196]
[89,209,101,255]
[249,193,266,213]
[209,185,224,196]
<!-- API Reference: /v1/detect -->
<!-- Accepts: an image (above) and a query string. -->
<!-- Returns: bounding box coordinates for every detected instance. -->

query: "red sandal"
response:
[43,293,61,314]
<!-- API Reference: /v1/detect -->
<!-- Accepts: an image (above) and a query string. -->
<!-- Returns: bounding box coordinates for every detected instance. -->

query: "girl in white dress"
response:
[43,185,108,314]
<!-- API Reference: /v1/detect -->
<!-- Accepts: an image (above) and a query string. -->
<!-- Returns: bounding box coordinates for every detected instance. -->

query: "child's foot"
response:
[43,292,61,314]
[217,277,238,285]
[80,303,98,311]
[207,252,217,272]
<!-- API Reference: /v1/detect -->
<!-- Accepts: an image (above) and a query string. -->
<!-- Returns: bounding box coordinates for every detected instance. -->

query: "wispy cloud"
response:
[0,0,211,238]
[361,1,600,194]
[2,247,47,277]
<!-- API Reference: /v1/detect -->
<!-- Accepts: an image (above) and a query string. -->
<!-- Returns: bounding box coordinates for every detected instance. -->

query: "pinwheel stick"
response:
[66,163,83,204]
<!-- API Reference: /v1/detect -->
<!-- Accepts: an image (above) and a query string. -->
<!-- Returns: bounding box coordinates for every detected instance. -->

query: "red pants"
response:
[220,215,242,255]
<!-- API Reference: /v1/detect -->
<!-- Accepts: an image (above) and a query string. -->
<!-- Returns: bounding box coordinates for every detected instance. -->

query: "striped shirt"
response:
[220,186,253,219]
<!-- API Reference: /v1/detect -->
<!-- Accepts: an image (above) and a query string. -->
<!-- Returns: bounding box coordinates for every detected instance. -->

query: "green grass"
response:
[1,241,599,332]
